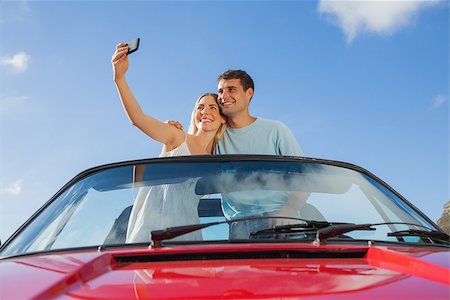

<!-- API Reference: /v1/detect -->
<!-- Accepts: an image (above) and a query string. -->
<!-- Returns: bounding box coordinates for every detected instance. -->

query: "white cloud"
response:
[0,180,23,195]
[0,52,31,72]
[0,95,30,114]
[318,0,442,43]
[430,95,447,110]
[0,95,29,103]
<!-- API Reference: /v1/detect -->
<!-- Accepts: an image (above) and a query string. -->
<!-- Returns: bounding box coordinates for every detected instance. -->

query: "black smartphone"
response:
[126,38,140,55]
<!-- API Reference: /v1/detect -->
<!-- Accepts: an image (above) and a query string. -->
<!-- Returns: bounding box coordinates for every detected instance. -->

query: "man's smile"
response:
[220,99,235,107]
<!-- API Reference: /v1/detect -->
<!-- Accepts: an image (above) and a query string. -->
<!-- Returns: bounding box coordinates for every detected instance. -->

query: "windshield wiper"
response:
[388,229,450,243]
[314,222,441,245]
[314,224,376,244]
[150,219,442,248]
[151,216,316,248]
[249,221,354,238]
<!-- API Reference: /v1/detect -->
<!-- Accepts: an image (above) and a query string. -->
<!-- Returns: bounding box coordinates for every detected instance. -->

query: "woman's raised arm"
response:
[111,43,182,147]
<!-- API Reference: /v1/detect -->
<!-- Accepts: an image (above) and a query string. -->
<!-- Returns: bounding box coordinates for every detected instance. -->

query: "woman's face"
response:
[194,95,226,133]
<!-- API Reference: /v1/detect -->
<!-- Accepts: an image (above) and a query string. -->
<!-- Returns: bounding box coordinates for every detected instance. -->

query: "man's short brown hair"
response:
[217,69,255,93]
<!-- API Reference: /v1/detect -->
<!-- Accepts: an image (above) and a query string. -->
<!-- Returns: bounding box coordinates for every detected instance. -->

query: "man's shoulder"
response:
[255,117,290,130]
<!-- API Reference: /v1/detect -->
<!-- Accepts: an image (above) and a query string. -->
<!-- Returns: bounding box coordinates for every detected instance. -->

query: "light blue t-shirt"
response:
[215,118,303,156]
[215,118,303,219]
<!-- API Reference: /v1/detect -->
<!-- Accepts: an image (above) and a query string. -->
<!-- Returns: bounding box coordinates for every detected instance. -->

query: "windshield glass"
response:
[1,158,441,257]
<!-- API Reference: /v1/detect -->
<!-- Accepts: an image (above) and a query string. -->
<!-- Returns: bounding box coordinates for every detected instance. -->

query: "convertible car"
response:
[1,155,449,299]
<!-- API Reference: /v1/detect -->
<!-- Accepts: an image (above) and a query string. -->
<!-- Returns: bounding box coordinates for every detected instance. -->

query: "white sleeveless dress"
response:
[126,136,202,243]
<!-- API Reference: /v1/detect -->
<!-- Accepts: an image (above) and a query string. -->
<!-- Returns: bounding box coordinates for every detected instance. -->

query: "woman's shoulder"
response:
[163,129,187,152]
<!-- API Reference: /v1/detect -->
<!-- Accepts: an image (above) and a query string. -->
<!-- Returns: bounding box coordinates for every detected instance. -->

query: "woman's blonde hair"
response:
[188,93,227,151]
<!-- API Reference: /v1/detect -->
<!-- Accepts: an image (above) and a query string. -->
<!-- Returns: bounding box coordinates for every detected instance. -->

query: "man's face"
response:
[217,78,253,117]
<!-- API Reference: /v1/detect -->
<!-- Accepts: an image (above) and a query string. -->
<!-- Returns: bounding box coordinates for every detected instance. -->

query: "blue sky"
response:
[0,0,448,242]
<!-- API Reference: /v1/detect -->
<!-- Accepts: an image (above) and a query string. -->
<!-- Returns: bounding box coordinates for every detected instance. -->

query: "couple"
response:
[112,42,303,242]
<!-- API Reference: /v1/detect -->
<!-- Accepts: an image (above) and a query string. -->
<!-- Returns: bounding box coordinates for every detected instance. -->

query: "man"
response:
[170,69,305,237]
[215,69,303,156]
[214,70,305,237]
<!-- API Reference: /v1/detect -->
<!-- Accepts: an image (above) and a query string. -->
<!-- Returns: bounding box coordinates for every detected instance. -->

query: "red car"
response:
[1,155,449,299]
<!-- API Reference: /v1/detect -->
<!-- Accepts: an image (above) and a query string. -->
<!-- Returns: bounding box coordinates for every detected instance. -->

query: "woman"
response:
[112,42,227,155]
[111,42,227,242]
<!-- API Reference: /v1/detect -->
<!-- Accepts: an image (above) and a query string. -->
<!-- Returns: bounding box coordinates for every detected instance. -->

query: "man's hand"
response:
[165,120,184,131]
[268,192,310,227]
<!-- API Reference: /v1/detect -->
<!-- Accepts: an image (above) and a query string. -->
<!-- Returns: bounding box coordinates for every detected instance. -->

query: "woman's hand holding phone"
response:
[112,38,139,81]
[112,42,130,81]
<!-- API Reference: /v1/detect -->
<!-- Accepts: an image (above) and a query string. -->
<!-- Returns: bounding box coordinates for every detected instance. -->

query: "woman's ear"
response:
[221,115,227,124]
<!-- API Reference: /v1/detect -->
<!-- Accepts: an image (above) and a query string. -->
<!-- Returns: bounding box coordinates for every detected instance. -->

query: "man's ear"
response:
[245,88,254,102]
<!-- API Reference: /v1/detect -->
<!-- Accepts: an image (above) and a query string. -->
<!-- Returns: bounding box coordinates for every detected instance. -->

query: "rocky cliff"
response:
[437,200,450,235]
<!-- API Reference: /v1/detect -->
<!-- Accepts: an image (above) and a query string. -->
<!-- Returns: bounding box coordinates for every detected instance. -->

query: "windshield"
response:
[0,157,442,257]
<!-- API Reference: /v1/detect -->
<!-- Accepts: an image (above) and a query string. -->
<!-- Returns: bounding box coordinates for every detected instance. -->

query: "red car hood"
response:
[1,243,449,299]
